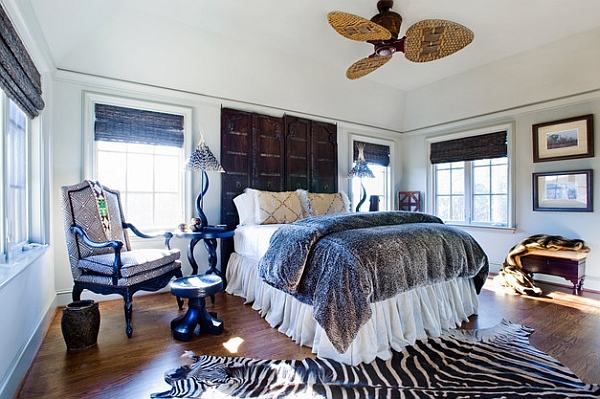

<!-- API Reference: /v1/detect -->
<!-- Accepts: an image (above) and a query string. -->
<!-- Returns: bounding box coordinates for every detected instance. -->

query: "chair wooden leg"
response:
[72,285,84,302]
[176,296,184,310]
[124,296,133,338]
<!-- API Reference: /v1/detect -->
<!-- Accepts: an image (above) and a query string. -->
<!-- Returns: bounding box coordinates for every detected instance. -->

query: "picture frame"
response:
[532,169,593,212]
[532,114,594,162]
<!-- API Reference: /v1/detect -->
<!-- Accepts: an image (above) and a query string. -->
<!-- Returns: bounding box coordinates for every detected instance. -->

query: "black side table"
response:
[173,226,235,284]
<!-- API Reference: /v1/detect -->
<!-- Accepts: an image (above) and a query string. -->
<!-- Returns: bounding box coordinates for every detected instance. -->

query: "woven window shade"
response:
[0,4,44,118]
[430,131,507,164]
[353,141,390,166]
[94,104,184,148]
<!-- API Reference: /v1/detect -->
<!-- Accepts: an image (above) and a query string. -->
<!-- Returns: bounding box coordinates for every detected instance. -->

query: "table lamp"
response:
[185,137,225,229]
[347,143,375,212]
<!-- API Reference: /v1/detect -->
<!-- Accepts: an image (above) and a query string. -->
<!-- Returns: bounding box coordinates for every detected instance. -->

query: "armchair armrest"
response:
[122,222,174,249]
[70,224,124,285]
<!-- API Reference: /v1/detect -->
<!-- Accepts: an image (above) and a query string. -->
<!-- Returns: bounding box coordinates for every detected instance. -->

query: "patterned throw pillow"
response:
[308,192,350,216]
[250,189,306,224]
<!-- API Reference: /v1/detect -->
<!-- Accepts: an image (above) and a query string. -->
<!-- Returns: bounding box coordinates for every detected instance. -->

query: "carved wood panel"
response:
[220,108,337,269]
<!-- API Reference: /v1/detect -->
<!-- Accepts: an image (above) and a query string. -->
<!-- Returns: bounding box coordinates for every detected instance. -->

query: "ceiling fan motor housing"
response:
[370,6,402,39]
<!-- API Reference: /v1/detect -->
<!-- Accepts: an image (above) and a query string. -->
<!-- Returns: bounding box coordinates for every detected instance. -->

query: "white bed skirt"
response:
[225,252,479,365]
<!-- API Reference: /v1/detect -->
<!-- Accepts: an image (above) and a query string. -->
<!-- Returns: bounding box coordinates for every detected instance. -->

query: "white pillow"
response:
[296,189,311,218]
[233,190,257,226]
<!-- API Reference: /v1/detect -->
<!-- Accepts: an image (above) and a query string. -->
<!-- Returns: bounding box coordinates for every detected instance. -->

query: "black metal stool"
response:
[169,274,224,341]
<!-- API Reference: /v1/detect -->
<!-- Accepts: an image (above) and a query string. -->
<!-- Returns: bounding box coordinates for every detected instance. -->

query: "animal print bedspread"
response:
[258,211,489,353]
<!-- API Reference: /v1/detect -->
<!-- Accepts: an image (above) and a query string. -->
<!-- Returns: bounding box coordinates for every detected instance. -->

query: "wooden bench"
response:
[520,249,587,294]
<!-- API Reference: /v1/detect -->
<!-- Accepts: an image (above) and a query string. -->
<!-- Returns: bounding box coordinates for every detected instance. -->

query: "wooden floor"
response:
[15,278,600,399]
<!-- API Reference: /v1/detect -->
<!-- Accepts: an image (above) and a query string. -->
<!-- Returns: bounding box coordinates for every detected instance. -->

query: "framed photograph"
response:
[532,114,594,162]
[533,169,593,212]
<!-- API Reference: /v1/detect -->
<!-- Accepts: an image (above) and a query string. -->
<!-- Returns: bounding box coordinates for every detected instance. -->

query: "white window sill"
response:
[0,244,49,291]
[444,223,516,234]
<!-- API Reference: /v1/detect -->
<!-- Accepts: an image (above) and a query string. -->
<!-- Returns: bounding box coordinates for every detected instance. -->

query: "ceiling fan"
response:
[327,0,474,79]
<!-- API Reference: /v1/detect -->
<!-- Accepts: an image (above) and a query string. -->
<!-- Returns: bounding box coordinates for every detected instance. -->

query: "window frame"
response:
[83,92,193,233]
[0,93,46,265]
[426,123,515,230]
[348,134,394,211]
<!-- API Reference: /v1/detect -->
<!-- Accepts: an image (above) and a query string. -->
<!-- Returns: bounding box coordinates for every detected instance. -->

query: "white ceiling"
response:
[28,0,600,92]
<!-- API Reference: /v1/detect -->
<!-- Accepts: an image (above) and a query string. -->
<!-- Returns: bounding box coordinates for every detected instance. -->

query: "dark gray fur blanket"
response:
[258,211,489,353]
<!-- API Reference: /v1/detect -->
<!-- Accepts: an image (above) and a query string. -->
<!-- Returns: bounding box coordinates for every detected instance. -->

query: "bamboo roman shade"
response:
[0,4,44,118]
[429,131,507,164]
[94,104,184,148]
[353,141,390,166]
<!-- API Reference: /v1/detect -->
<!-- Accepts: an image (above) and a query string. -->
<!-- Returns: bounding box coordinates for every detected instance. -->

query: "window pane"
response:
[451,167,464,194]
[155,155,180,192]
[473,165,490,194]
[97,150,127,188]
[491,164,507,193]
[473,194,490,222]
[436,196,450,220]
[492,195,508,224]
[436,169,451,195]
[451,196,464,221]
[6,100,28,252]
[155,193,181,227]
[125,192,154,229]
[127,153,154,191]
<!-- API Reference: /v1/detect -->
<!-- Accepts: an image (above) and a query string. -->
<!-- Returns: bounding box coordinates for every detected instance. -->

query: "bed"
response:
[224,188,489,365]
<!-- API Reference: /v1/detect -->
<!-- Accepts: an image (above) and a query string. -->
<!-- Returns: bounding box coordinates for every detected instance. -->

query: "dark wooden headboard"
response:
[220,107,338,267]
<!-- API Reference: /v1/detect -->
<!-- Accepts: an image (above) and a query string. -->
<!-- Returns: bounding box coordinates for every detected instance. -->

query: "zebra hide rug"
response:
[152,320,599,398]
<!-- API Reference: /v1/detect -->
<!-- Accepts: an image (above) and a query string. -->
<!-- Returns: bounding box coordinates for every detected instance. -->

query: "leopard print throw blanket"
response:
[498,234,589,296]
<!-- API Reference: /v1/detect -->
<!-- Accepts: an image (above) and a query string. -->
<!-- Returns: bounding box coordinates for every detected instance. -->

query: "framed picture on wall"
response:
[533,169,593,212]
[532,114,594,162]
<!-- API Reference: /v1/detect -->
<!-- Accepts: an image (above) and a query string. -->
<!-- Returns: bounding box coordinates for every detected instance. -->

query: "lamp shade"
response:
[347,162,375,179]
[347,143,375,179]
[185,138,225,172]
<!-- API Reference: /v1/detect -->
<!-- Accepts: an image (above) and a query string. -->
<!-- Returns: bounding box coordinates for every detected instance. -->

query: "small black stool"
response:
[170,274,224,341]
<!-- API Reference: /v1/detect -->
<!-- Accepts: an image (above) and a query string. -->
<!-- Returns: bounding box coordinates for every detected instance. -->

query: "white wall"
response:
[0,250,55,399]
[403,27,600,132]
[400,34,600,290]
[51,70,403,304]
[0,1,56,397]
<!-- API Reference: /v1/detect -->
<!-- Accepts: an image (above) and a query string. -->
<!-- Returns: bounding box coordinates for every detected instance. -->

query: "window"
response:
[85,95,192,232]
[0,3,46,263]
[2,97,29,259]
[95,141,183,231]
[429,127,512,228]
[349,137,393,212]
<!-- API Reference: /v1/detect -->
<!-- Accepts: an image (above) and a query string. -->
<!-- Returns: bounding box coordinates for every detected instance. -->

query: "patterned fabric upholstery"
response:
[75,261,182,287]
[78,248,181,278]
[250,189,307,224]
[307,192,350,216]
[61,180,180,284]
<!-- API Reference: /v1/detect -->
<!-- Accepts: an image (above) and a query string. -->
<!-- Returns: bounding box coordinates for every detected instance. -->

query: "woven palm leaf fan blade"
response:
[404,19,474,63]
[346,54,392,80]
[327,11,392,42]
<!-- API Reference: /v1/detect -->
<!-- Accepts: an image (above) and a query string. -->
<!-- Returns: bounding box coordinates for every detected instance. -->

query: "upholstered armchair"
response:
[61,180,183,337]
